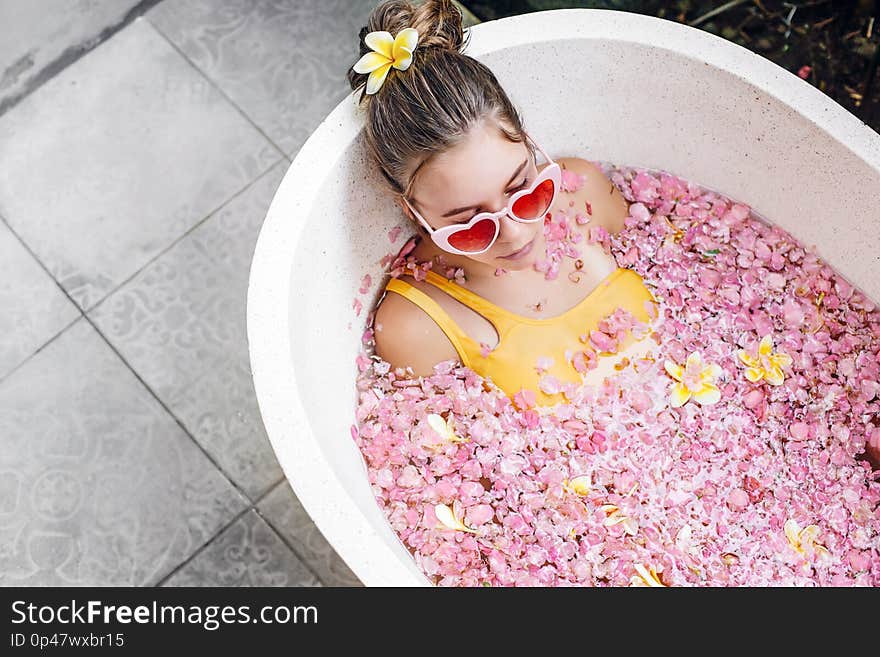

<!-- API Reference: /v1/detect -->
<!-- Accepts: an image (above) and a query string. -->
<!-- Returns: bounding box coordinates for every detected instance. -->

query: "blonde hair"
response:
[347,0,533,203]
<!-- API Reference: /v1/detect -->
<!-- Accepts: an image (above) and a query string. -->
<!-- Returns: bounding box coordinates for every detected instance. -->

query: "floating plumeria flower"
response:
[426,413,467,446]
[784,519,830,559]
[562,475,591,496]
[599,504,638,535]
[664,352,723,408]
[353,28,419,95]
[434,503,477,533]
[738,334,792,386]
[630,564,667,587]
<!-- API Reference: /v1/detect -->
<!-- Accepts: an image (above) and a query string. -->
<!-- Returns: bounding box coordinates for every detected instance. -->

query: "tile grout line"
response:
[154,476,326,588]
[152,503,254,587]
[2,1,344,585]
[0,178,280,514]
[0,208,287,585]
[0,313,82,387]
[0,0,167,119]
[82,311,254,506]
[84,158,284,315]
[249,478,333,587]
[251,480,340,587]
[145,15,289,163]
[0,213,85,386]
[86,313,316,585]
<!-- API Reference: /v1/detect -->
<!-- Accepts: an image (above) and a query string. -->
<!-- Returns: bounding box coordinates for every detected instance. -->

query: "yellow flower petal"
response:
[784,519,802,552]
[772,352,793,368]
[800,524,821,544]
[391,27,419,70]
[426,412,466,445]
[738,349,759,368]
[364,30,395,59]
[632,564,666,587]
[669,382,691,408]
[692,383,721,405]
[621,516,639,536]
[392,50,413,71]
[705,363,723,380]
[365,61,393,95]
[664,360,683,381]
[604,514,626,527]
[566,475,591,496]
[758,335,773,357]
[427,413,452,438]
[434,503,477,533]
[765,366,784,386]
[353,50,392,74]
[744,367,764,383]
[685,352,703,370]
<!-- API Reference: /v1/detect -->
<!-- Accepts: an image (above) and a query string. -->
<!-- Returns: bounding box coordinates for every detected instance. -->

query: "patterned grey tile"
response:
[0,318,248,586]
[162,510,321,586]
[0,219,80,380]
[168,355,283,501]
[0,17,281,311]
[147,0,378,157]
[257,482,363,587]
[0,0,142,112]
[89,162,287,500]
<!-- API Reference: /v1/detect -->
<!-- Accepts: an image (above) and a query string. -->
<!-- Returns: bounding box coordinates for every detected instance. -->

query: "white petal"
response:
[664,360,683,381]
[634,564,665,587]
[353,51,392,74]
[392,27,419,70]
[364,30,394,59]
[426,413,452,439]
[434,503,475,533]
[567,475,591,496]
[365,62,392,95]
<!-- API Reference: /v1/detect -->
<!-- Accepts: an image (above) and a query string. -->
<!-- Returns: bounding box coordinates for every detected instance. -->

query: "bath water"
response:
[351,163,880,587]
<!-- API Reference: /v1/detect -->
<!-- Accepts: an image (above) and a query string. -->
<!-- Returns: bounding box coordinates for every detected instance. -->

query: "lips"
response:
[501,238,535,260]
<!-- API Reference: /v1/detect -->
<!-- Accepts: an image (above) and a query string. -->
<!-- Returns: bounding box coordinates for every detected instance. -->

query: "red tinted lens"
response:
[512,178,555,219]
[447,218,497,252]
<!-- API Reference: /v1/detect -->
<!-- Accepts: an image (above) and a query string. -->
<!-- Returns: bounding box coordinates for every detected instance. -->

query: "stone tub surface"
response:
[246,9,880,586]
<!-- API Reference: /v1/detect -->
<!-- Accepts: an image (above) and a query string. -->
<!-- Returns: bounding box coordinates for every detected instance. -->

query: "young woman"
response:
[347,0,660,408]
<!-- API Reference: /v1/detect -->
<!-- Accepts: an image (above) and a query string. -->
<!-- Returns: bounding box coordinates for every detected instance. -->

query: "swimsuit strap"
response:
[419,270,513,331]
[383,278,473,367]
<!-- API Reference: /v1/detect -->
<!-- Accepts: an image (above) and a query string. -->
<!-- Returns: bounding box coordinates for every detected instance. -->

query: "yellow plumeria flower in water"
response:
[784,519,829,559]
[738,334,792,386]
[353,28,419,95]
[664,352,723,408]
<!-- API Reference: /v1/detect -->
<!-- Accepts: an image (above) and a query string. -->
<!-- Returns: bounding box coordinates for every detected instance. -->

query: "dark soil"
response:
[466,0,880,133]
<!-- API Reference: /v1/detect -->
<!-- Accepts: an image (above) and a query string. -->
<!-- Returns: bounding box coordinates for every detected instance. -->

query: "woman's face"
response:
[403,121,544,272]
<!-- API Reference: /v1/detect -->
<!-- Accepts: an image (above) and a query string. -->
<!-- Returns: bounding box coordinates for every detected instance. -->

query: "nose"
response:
[497,207,533,242]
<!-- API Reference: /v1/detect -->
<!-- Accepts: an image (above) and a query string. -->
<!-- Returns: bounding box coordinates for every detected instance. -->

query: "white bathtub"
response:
[246,8,880,586]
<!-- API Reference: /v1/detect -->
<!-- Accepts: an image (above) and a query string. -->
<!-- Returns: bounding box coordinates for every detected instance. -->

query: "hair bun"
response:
[348,0,466,94]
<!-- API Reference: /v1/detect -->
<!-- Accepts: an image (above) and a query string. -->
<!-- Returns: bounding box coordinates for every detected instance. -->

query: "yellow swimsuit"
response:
[384,267,659,407]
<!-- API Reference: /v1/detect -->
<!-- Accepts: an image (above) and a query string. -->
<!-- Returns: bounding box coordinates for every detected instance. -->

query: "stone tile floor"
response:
[0,0,479,587]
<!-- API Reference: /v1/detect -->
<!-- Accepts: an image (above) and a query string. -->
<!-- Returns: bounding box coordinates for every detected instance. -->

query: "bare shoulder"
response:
[556,156,630,235]
[372,286,460,378]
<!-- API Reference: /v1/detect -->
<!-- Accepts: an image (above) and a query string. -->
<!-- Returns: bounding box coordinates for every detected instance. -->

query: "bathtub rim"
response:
[246,7,880,587]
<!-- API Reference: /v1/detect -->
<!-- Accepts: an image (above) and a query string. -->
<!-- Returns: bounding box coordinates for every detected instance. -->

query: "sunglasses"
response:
[401,133,561,256]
